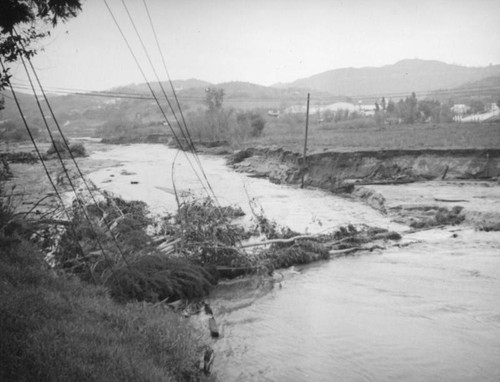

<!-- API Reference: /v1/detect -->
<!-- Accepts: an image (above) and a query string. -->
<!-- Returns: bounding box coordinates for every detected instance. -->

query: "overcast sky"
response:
[10,0,500,92]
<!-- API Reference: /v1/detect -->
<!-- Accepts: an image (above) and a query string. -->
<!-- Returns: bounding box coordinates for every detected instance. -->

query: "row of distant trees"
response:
[184,87,266,143]
[91,87,267,144]
[322,93,499,126]
[377,94,500,124]
[378,93,452,124]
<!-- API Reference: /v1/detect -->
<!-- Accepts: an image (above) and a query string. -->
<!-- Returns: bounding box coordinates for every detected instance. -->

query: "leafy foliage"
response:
[0,120,41,141]
[173,197,249,267]
[236,110,267,138]
[45,139,87,158]
[0,0,82,90]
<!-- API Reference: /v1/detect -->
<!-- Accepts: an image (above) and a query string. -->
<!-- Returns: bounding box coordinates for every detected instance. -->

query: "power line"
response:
[17,49,116,272]
[103,0,216,203]
[1,57,97,283]
[8,81,500,104]
[15,31,131,268]
[138,0,221,207]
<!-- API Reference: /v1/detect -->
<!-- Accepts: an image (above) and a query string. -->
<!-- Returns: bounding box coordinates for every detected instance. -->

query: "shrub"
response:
[236,111,267,138]
[46,139,67,156]
[109,255,217,303]
[46,140,87,157]
[69,143,86,157]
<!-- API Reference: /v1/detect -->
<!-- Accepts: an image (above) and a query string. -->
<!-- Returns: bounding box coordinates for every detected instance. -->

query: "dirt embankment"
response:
[230,147,500,190]
[229,147,500,230]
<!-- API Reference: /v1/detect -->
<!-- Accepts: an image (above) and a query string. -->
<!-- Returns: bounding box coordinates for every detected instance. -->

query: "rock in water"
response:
[209,317,219,338]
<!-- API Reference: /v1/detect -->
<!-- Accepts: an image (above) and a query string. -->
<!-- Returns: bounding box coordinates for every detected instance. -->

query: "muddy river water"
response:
[87,144,500,381]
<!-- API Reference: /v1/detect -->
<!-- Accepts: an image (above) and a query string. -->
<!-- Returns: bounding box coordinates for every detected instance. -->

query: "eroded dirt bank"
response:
[230,147,500,189]
[230,147,500,230]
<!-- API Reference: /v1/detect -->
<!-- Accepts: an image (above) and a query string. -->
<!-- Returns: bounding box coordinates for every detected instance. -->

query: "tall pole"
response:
[301,93,310,188]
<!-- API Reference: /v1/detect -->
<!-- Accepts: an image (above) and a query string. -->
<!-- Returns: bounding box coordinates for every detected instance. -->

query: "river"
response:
[87,143,500,381]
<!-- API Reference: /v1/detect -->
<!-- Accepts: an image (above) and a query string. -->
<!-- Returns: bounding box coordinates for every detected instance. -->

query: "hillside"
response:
[2,59,500,140]
[275,59,500,97]
[428,76,500,105]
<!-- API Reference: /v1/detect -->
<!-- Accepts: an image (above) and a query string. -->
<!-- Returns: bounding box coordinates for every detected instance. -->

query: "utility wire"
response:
[107,0,244,251]
[17,51,115,270]
[1,57,97,283]
[103,0,215,202]
[14,30,131,267]
[141,0,222,207]
[120,0,220,206]
[8,81,500,103]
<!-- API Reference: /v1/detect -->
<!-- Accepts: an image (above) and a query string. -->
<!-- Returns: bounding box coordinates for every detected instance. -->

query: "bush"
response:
[0,120,40,142]
[46,139,67,156]
[109,256,217,302]
[46,140,87,158]
[69,143,86,157]
[236,111,266,138]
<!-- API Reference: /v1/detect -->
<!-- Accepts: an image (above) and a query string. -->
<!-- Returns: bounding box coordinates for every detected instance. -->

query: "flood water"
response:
[87,144,500,381]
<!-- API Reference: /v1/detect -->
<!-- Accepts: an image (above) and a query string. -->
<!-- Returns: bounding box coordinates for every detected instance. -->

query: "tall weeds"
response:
[0,180,214,381]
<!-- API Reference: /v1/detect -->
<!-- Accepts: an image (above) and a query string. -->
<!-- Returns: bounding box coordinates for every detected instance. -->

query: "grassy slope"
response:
[242,120,500,153]
[0,223,212,381]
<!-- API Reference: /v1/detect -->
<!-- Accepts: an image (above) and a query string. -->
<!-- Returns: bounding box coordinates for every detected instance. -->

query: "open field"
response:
[242,121,500,153]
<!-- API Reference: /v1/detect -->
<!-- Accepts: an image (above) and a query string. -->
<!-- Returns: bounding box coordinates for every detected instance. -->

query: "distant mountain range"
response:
[2,59,499,132]
[109,59,500,102]
[272,59,500,97]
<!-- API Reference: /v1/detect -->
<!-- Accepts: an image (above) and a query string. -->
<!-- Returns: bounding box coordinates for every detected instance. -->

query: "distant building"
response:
[456,103,500,123]
[322,102,357,113]
[358,104,377,116]
[451,104,470,115]
[284,102,357,115]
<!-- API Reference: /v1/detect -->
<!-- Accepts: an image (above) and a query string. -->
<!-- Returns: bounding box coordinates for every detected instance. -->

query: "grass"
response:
[242,120,500,153]
[109,256,217,303]
[0,211,214,382]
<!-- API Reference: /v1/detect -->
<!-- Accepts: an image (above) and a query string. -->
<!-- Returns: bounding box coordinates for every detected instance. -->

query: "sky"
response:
[9,0,500,92]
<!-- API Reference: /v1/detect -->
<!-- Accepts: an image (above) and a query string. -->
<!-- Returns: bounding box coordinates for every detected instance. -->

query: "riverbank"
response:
[229,146,500,231]
[0,142,219,381]
[0,190,216,382]
[2,139,500,381]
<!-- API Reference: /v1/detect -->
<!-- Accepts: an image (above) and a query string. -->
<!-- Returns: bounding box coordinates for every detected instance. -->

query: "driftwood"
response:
[216,265,262,279]
[434,198,469,203]
[157,238,181,253]
[328,247,362,256]
[441,165,449,180]
[240,230,399,250]
[240,234,318,248]
[200,347,215,374]
[30,219,71,226]
[328,245,384,257]
[208,317,219,338]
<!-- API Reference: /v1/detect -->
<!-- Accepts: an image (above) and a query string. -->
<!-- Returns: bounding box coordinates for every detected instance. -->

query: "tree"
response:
[418,99,440,122]
[203,87,231,141]
[0,0,82,90]
[204,88,224,112]
[380,97,386,111]
[236,110,266,138]
[469,99,485,114]
[395,93,419,124]
[407,92,418,124]
[386,99,396,115]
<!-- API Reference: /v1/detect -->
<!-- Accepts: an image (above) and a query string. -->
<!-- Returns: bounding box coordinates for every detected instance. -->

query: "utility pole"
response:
[301,93,310,188]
